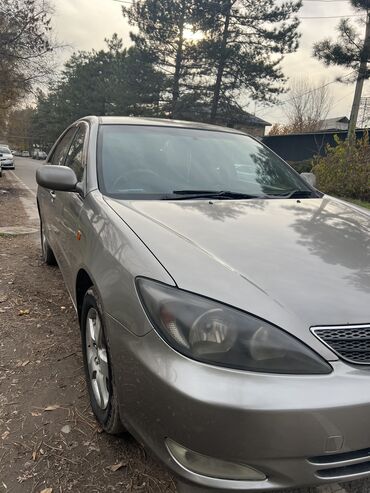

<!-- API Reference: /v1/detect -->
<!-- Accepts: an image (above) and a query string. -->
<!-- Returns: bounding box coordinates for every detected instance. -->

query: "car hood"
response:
[106,196,370,345]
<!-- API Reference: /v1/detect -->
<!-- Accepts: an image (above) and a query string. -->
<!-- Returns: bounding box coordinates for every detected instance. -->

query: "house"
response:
[215,105,271,137]
[178,102,271,137]
[317,116,349,131]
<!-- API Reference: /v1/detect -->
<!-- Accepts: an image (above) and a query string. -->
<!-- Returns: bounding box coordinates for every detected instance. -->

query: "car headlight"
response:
[137,278,331,374]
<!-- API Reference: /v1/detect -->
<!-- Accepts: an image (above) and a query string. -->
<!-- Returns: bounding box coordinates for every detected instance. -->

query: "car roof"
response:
[80,115,245,135]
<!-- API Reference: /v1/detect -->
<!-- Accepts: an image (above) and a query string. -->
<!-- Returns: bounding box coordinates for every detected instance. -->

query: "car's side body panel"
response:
[71,191,175,335]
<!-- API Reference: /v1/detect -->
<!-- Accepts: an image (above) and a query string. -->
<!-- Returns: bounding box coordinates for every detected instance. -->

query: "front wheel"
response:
[81,287,124,434]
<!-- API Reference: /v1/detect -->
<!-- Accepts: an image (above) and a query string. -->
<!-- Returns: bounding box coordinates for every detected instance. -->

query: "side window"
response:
[64,125,87,182]
[50,127,77,166]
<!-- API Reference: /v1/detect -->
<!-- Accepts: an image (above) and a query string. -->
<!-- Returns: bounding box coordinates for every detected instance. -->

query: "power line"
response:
[303,0,349,2]
[278,72,354,105]
[256,71,356,118]
[299,14,364,19]
[330,89,355,109]
[114,0,364,20]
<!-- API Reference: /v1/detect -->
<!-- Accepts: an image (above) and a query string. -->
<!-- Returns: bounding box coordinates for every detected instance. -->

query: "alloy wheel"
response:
[41,227,47,256]
[85,307,110,410]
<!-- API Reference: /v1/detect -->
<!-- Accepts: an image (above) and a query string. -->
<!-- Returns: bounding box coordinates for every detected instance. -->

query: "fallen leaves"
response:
[107,461,128,472]
[0,292,8,303]
[16,360,30,367]
[18,309,30,316]
[31,411,42,417]
[40,488,53,493]
[17,471,37,483]
[61,425,71,434]
[1,430,10,440]
[43,404,60,412]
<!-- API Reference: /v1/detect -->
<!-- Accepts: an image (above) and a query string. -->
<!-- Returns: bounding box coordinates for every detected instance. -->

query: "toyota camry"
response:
[36,116,370,492]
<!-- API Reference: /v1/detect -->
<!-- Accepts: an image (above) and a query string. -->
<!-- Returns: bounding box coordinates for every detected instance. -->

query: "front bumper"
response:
[1,161,15,169]
[107,314,370,491]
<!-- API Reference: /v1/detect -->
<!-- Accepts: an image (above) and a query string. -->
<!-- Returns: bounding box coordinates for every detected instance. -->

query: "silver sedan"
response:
[0,145,15,170]
[36,116,370,492]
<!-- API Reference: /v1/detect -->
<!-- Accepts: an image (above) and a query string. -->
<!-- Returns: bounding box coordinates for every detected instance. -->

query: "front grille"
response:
[312,324,370,364]
[316,462,370,479]
[310,447,370,465]
[309,447,370,479]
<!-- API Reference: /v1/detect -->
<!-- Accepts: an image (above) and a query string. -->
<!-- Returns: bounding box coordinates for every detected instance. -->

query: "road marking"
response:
[7,170,39,224]
[8,170,36,197]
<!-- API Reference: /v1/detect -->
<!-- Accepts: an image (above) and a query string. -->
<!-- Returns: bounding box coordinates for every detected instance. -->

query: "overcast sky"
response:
[51,0,369,126]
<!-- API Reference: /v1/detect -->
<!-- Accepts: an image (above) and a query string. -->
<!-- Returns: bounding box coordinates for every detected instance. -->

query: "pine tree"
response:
[122,1,302,122]
[122,0,208,117]
[199,0,302,122]
[313,0,370,139]
[30,36,163,147]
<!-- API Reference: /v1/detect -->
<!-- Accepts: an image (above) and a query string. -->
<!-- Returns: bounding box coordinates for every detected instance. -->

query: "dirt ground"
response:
[1,172,370,493]
[0,174,175,493]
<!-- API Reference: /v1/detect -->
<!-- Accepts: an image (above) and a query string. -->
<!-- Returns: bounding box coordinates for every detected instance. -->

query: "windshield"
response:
[97,125,312,200]
[0,147,10,154]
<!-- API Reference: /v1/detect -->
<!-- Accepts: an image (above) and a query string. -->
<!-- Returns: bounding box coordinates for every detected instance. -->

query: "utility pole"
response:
[348,5,370,143]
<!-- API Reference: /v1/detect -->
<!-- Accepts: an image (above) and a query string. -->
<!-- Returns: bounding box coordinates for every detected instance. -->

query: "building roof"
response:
[214,103,271,127]
[318,116,349,130]
[173,101,271,128]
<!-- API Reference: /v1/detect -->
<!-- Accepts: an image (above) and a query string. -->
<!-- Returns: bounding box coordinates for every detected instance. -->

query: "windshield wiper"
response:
[168,190,261,200]
[271,189,317,199]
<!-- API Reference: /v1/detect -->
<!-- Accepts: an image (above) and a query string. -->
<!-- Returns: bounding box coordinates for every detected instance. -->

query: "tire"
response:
[81,287,124,434]
[40,220,57,266]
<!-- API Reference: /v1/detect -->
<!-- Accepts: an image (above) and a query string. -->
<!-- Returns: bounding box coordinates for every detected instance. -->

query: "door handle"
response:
[49,190,56,200]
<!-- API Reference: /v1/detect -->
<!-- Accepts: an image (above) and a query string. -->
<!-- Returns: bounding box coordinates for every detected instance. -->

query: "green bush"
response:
[312,133,370,201]
[288,160,313,174]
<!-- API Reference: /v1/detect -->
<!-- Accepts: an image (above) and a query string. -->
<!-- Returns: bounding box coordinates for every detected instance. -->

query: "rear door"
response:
[38,127,77,258]
[55,122,88,295]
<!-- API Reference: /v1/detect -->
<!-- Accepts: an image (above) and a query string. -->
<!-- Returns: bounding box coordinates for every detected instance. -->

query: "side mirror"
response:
[300,172,317,188]
[36,165,79,192]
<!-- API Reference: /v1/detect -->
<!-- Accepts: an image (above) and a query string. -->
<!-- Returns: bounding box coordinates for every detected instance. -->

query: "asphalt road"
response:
[11,156,41,194]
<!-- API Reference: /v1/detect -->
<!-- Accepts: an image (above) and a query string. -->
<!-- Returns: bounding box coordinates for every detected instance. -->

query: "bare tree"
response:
[0,0,56,110]
[282,78,333,133]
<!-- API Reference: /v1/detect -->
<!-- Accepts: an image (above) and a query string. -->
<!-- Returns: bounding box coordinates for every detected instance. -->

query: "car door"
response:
[55,122,88,295]
[38,127,77,257]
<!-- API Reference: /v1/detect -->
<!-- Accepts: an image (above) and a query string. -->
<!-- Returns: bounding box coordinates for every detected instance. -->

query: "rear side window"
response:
[64,125,87,182]
[50,127,76,166]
